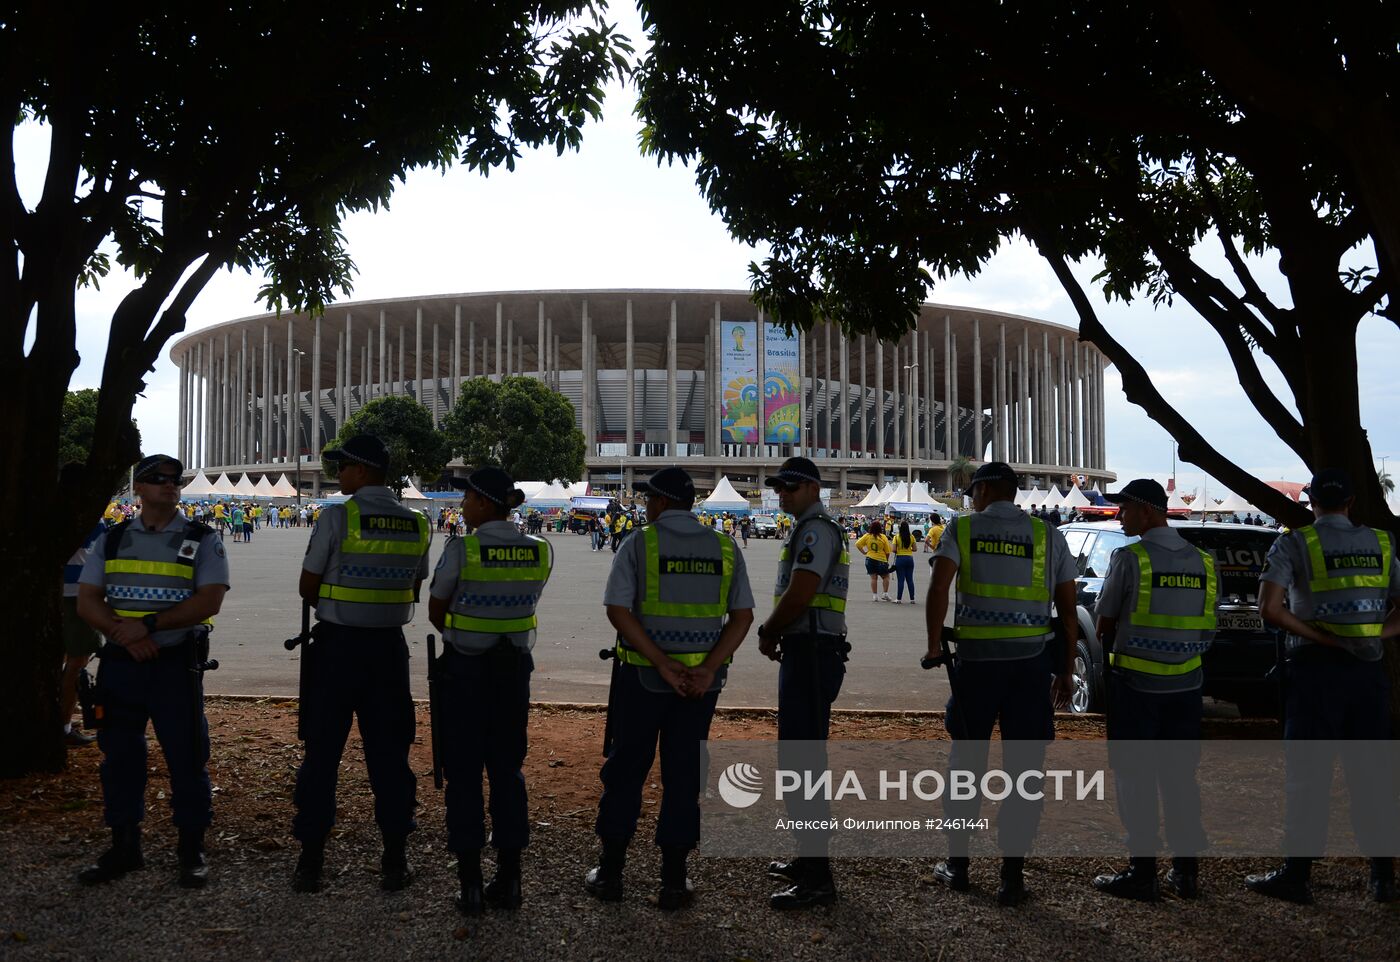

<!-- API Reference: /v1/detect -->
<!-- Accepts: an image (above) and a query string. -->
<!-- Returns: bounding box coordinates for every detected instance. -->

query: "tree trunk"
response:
[0,543,67,777]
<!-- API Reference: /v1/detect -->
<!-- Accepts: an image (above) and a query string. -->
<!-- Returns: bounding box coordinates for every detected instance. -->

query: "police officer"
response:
[76,454,229,888]
[1246,468,1400,904]
[758,456,850,910]
[586,467,754,910]
[427,467,553,914]
[924,462,1078,906]
[1091,479,1218,901]
[291,435,432,893]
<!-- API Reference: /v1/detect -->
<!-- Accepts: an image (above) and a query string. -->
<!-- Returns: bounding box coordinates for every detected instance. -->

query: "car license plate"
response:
[1218,612,1263,632]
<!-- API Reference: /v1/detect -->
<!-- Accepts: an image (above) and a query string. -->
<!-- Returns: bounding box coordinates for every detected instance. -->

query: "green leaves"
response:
[322,396,450,496]
[441,376,585,484]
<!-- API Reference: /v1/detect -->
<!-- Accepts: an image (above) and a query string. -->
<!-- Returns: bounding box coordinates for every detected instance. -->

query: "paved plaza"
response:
[198,524,953,711]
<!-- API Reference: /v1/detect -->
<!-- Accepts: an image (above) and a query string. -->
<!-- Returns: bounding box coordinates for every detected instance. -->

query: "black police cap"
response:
[450,466,516,506]
[1105,478,1169,513]
[133,453,183,482]
[322,435,390,472]
[1305,468,1353,509]
[636,466,696,503]
[764,456,821,488]
[968,461,1018,488]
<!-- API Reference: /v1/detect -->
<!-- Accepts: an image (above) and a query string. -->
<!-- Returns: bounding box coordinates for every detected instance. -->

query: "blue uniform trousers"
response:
[595,663,721,849]
[95,643,212,830]
[439,646,534,853]
[292,622,417,842]
[777,640,847,858]
[1283,649,1398,857]
[1106,674,1206,857]
[943,649,1054,857]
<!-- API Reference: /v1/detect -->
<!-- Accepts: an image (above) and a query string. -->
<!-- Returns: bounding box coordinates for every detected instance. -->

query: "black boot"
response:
[485,848,522,910]
[584,840,626,902]
[1370,857,1396,903]
[658,846,694,911]
[77,825,144,886]
[1165,857,1199,899]
[767,857,805,884]
[177,827,210,889]
[770,856,837,910]
[1092,857,1159,902]
[380,833,413,892]
[932,856,970,892]
[1245,857,1312,904]
[292,837,325,893]
[456,849,484,915]
[998,856,1029,907]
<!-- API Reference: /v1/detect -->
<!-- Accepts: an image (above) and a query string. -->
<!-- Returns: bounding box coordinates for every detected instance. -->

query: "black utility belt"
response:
[1287,643,1370,667]
[100,639,193,661]
[779,633,850,653]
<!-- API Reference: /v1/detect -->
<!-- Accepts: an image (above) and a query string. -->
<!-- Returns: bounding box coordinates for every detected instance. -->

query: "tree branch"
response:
[1031,234,1311,527]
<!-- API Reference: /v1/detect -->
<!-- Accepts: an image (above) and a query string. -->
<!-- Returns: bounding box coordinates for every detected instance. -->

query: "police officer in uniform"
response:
[758,456,851,910]
[427,467,553,914]
[76,454,229,888]
[292,435,432,893]
[1091,479,1218,901]
[924,462,1077,906]
[1246,468,1400,904]
[586,467,754,910]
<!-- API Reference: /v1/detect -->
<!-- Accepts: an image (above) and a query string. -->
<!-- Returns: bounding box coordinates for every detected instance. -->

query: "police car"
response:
[1060,520,1280,717]
[751,515,780,538]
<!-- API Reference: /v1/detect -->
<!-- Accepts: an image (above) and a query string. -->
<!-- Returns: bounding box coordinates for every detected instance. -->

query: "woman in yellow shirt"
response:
[891,521,918,603]
[854,521,894,601]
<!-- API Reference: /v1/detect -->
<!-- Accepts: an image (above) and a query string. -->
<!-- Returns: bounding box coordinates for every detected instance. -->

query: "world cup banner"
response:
[719,321,759,444]
[763,323,801,444]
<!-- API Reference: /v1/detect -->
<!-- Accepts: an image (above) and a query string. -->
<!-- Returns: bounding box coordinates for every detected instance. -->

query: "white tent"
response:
[905,482,940,506]
[853,485,883,508]
[232,474,257,497]
[1060,485,1093,509]
[566,481,590,498]
[702,476,752,512]
[1022,488,1048,509]
[181,470,219,498]
[526,481,572,508]
[269,474,298,498]
[210,472,236,496]
[1040,487,1068,510]
[1215,491,1254,513]
[1014,488,1032,507]
[1166,489,1192,512]
[516,481,548,499]
[876,481,908,505]
[252,475,275,498]
[400,481,428,501]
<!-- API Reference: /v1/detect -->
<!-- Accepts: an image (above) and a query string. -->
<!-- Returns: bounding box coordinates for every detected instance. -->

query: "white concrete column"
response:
[537,301,545,378]
[1098,353,1107,469]
[839,331,850,458]
[468,319,476,380]
[972,319,983,460]
[378,311,387,399]
[311,316,321,480]
[943,317,953,458]
[582,300,593,449]
[284,321,295,462]
[334,331,344,442]
[494,302,503,380]
[342,314,352,426]
[950,333,960,458]
[506,317,514,378]
[625,300,635,457]
[823,322,832,457]
[922,327,933,460]
[890,339,900,461]
[859,335,867,456]
[667,299,678,455]
[874,339,884,460]
[546,314,554,388]
[453,305,461,409]
[432,323,440,425]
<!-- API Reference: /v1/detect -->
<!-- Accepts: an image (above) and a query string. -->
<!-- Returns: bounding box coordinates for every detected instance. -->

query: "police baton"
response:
[599,646,618,757]
[284,600,313,741]
[189,626,218,770]
[920,626,968,737]
[427,634,444,790]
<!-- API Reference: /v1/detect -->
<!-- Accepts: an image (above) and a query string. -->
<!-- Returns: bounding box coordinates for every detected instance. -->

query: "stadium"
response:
[168,289,1113,496]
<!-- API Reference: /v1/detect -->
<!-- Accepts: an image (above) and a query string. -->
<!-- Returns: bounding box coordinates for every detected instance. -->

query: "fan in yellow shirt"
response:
[854,521,894,601]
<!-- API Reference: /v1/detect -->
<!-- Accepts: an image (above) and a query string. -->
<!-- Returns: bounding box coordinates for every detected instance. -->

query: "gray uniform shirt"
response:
[79,512,231,648]
[604,509,755,612]
[1259,513,1400,661]
[303,485,432,627]
[773,501,850,638]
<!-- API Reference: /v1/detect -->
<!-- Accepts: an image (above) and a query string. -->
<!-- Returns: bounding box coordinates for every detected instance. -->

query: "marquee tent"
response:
[526,482,573,508]
[180,470,219,498]
[253,475,275,498]
[269,474,298,498]
[210,472,236,496]
[232,474,257,497]
[701,476,752,513]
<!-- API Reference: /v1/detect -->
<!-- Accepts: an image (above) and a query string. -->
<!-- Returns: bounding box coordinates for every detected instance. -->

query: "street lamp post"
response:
[903,361,919,489]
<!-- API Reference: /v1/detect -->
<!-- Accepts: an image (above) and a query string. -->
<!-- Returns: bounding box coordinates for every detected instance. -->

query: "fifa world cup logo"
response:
[731,325,746,351]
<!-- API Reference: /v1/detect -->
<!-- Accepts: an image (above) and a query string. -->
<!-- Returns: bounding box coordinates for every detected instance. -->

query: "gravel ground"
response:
[2,702,1396,961]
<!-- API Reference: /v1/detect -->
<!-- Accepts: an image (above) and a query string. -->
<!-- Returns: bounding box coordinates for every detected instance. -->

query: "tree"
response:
[2,5,630,776]
[60,388,140,472]
[441,376,587,482]
[1381,470,1395,499]
[948,456,975,492]
[322,396,451,496]
[634,4,1398,537]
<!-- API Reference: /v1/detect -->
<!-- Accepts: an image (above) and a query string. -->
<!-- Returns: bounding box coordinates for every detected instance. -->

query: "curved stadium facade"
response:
[168,289,1113,496]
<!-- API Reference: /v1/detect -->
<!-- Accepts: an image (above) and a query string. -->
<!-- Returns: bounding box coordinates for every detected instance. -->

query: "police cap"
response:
[133,453,183,482]
[1304,468,1352,510]
[765,456,822,488]
[322,435,390,472]
[636,466,696,504]
[1105,478,1169,513]
[451,465,515,506]
[968,461,1018,488]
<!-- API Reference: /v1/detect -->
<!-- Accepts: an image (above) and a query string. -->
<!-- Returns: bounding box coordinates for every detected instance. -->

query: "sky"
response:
[15,7,1399,502]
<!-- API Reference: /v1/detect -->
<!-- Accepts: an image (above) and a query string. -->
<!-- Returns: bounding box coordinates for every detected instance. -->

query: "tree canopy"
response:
[59,388,139,477]
[2,2,630,776]
[635,2,1399,531]
[441,376,587,483]
[322,396,451,495]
